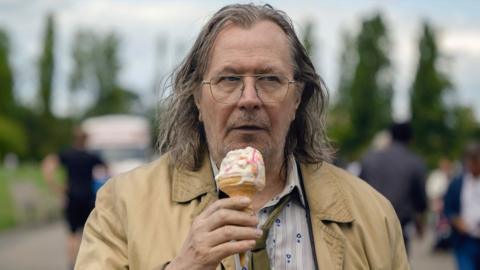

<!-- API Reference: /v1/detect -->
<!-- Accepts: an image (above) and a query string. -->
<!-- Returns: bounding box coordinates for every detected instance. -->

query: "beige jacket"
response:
[75,154,409,270]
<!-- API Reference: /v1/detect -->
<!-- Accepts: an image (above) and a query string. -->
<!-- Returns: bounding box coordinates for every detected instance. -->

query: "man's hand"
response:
[41,154,65,196]
[451,217,469,235]
[166,196,262,270]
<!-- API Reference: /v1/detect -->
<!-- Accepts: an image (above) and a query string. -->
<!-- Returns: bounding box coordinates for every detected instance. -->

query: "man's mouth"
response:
[232,125,265,132]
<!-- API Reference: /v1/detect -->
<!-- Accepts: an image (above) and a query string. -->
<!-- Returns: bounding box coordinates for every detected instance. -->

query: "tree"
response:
[329,14,393,160]
[0,28,15,117]
[0,28,28,159]
[410,22,452,166]
[449,106,480,158]
[301,20,316,57]
[328,30,355,156]
[38,13,55,118]
[0,116,27,158]
[70,30,138,117]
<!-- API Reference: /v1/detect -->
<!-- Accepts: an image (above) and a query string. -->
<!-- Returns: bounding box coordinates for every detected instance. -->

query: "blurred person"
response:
[75,4,409,269]
[347,130,392,177]
[42,127,106,269]
[444,143,480,270]
[371,130,392,151]
[360,122,428,253]
[427,158,453,210]
[427,158,454,251]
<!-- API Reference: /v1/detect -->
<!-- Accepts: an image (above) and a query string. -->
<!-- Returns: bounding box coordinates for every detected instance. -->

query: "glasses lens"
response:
[256,75,289,103]
[211,76,242,103]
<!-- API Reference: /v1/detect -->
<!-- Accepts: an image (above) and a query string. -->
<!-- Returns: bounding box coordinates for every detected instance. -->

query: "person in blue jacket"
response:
[444,142,480,270]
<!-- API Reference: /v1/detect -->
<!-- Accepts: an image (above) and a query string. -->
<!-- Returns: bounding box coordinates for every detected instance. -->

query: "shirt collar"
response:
[210,155,306,208]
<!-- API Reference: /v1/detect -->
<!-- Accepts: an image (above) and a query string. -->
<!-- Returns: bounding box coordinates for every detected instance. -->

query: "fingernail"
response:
[239,197,250,204]
[256,229,263,237]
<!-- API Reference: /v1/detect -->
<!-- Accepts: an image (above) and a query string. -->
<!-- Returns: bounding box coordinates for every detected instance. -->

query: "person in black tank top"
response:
[42,127,106,268]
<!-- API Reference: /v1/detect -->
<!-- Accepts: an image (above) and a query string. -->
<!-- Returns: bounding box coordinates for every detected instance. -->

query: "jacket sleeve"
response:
[75,178,129,269]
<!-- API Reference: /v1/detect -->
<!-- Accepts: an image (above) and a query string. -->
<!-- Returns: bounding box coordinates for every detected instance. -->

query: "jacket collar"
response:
[171,154,217,203]
[299,162,354,223]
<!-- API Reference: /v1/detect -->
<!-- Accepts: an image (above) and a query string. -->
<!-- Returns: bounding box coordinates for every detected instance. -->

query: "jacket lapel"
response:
[300,163,355,270]
[171,154,217,204]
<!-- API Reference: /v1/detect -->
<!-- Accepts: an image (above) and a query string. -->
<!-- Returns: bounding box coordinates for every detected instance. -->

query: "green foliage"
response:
[0,28,15,118]
[410,22,453,167]
[301,20,316,57]
[449,106,480,158]
[0,30,26,159]
[329,14,393,159]
[38,13,55,118]
[17,107,74,160]
[0,164,63,230]
[70,30,139,117]
[0,172,15,229]
[0,116,27,159]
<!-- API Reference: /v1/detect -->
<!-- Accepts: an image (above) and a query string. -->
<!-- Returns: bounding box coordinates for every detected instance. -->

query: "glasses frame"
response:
[201,74,296,104]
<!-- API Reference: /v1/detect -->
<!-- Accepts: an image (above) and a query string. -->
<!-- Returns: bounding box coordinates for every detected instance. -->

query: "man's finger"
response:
[200,196,252,218]
[209,239,256,263]
[207,225,262,247]
[205,208,258,231]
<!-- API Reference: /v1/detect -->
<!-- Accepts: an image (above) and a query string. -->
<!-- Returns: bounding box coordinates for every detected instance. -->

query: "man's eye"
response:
[219,76,241,82]
[260,75,281,82]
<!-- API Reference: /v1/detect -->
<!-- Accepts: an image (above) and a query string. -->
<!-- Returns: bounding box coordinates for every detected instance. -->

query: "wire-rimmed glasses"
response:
[202,74,295,104]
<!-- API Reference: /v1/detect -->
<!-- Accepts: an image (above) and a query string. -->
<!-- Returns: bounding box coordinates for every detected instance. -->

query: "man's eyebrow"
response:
[213,65,286,75]
[214,66,240,75]
[254,66,283,74]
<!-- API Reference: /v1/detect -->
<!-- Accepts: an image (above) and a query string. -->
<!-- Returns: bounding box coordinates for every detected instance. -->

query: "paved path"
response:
[0,222,68,270]
[0,222,456,270]
[410,233,456,270]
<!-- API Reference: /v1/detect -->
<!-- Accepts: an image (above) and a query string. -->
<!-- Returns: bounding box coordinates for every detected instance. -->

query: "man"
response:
[360,122,427,252]
[42,127,106,268]
[76,4,408,269]
[444,143,480,270]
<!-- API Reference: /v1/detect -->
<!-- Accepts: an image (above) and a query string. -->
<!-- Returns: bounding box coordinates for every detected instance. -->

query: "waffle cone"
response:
[218,177,260,267]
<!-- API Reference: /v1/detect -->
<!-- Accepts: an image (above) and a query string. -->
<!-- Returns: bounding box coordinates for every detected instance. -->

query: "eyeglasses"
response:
[202,74,296,104]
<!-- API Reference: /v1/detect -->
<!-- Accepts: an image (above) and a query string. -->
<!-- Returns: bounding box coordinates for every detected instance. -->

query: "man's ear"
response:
[291,84,304,121]
[294,83,304,110]
[194,92,203,122]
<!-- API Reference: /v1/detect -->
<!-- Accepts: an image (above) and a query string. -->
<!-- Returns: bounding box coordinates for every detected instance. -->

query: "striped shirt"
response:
[212,156,315,270]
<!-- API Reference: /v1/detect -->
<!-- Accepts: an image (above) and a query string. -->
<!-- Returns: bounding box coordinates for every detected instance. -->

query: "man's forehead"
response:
[205,21,295,76]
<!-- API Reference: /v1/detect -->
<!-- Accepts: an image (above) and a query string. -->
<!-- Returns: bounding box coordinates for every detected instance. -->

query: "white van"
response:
[81,114,152,177]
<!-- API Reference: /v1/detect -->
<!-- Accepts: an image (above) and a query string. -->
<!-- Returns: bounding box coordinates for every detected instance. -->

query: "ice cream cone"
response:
[218,177,258,214]
[218,177,259,266]
[215,147,266,267]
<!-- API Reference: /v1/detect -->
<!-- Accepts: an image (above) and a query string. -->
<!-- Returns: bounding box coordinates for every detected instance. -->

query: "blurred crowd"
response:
[339,122,480,269]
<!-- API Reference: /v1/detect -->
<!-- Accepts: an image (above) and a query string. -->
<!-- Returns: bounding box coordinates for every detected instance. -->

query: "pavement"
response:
[0,222,68,270]
[0,221,457,270]
[410,233,456,270]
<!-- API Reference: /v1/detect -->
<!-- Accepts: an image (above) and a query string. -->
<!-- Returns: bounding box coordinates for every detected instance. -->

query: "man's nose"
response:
[237,77,262,108]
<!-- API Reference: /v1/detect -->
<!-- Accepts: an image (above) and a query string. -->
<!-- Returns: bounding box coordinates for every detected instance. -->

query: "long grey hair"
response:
[158,3,332,170]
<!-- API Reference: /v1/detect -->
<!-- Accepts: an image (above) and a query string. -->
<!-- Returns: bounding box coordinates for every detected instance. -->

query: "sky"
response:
[0,0,479,120]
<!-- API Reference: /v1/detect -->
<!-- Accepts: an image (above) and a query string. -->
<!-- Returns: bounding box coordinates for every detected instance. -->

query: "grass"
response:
[0,170,16,229]
[0,164,63,231]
